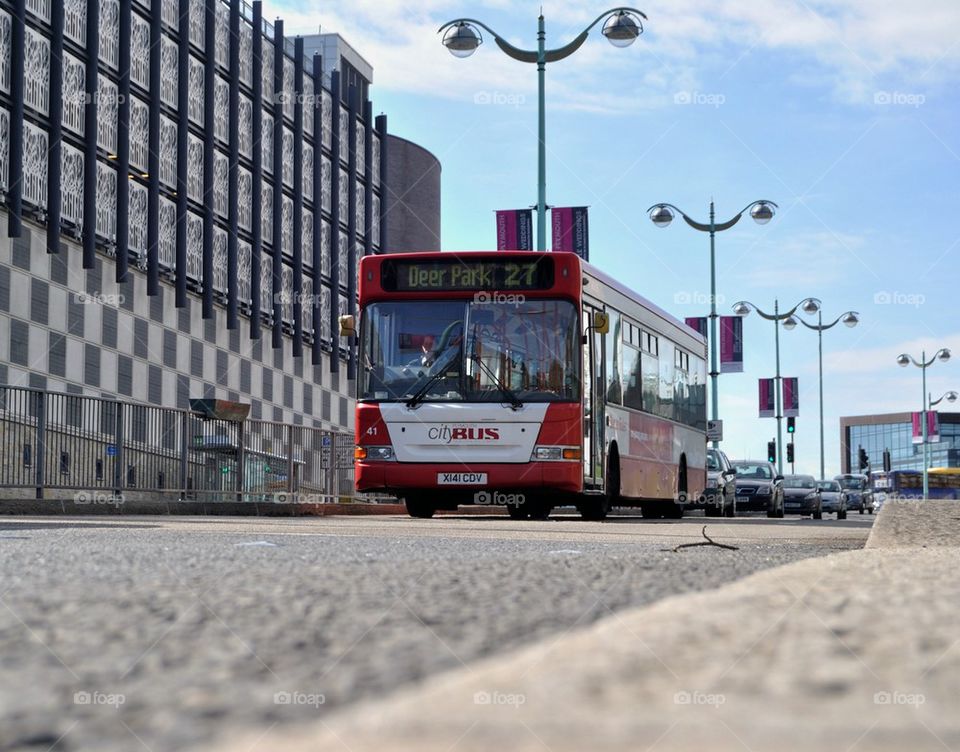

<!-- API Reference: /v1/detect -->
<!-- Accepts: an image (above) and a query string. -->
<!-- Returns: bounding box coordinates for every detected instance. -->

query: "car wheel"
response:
[704,497,720,517]
[724,494,736,518]
[868,507,874,515]
[838,509,847,520]
[405,497,435,519]
[859,508,864,514]
[813,507,823,520]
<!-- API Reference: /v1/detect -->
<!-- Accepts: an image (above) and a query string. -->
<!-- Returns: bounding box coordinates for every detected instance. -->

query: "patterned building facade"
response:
[0,0,409,430]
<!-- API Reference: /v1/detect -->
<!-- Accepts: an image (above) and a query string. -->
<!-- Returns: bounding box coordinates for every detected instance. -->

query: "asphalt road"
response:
[0,512,872,752]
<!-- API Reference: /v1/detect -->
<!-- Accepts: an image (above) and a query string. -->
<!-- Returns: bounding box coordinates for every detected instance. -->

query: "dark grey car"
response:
[696,448,736,517]
[731,460,784,517]
[783,475,822,518]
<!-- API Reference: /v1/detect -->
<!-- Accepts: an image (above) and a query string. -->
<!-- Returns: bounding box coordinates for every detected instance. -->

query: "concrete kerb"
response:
[866,499,960,549]
[208,500,960,752]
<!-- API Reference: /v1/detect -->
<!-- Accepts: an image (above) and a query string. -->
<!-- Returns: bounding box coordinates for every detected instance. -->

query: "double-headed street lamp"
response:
[782,302,859,480]
[733,297,821,474]
[648,200,777,447]
[896,349,953,498]
[439,8,646,252]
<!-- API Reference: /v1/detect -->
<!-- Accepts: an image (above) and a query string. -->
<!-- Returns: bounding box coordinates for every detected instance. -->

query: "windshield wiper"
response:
[405,346,461,409]
[469,352,523,410]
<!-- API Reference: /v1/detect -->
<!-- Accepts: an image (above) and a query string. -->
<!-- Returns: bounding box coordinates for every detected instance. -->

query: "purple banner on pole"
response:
[782,377,799,417]
[685,317,708,337]
[912,411,940,444]
[551,206,589,260]
[759,378,775,418]
[496,209,533,251]
[719,315,743,373]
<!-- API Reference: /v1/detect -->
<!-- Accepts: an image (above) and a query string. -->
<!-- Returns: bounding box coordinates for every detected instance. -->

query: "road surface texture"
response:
[215,502,959,752]
[0,513,870,752]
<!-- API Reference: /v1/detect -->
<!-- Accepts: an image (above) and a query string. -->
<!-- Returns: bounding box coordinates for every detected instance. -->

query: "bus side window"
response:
[605,310,622,405]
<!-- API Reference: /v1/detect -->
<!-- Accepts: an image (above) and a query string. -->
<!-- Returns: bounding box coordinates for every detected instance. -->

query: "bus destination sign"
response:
[381,257,554,292]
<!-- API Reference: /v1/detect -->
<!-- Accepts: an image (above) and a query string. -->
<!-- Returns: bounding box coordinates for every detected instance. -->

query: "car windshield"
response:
[732,463,773,480]
[818,481,841,492]
[706,451,722,471]
[784,477,817,489]
[838,478,865,490]
[359,299,580,403]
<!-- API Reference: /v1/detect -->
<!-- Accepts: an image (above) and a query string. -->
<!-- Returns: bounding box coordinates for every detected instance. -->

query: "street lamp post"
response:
[897,349,953,498]
[782,302,859,479]
[439,8,646,251]
[733,297,820,474]
[648,200,777,447]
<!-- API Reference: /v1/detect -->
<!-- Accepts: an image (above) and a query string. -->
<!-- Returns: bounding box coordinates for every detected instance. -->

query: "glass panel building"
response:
[839,413,960,474]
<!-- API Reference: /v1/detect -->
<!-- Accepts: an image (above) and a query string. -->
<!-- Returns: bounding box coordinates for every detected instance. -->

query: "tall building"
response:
[0,0,439,430]
[839,412,960,474]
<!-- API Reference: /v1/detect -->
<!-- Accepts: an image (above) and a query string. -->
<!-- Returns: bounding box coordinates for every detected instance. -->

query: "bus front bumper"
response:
[355,461,582,497]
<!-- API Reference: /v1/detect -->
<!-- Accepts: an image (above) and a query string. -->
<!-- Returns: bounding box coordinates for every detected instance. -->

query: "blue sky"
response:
[266,0,960,475]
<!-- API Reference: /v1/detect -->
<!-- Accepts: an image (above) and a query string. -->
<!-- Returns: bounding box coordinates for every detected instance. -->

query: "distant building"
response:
[384,135,441,252]
[839,412,960,474]
[0,0,440,430]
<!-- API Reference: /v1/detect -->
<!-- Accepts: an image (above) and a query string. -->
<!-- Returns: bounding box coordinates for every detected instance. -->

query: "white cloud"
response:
[262,0,960,111]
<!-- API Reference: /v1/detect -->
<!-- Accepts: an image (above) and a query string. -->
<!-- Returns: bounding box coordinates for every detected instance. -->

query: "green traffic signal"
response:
[787,417,795,433]
[767,441,776,463]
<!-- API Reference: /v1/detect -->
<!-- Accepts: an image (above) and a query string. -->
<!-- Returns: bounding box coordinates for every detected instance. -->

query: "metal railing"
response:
[0,386,359,503]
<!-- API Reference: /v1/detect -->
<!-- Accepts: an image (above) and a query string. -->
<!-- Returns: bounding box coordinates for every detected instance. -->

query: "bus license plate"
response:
[437,472,487,485]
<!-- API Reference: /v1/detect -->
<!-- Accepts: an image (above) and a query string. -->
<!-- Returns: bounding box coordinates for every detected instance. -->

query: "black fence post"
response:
[34,391,46,500]
[113,400,125,498]
[179,410,190,500]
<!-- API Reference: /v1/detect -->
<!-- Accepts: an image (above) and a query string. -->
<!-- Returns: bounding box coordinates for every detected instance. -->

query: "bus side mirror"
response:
[338,315,356,337]
[593,311,610,335]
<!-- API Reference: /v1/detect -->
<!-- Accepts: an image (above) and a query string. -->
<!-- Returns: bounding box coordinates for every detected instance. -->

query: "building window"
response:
[99,0,120,70]
[130,12,150,89]
[96,161,117,241]
[188,56,204,126]
[24,26,50,116]
[60,143,84,225]
[159,196,176,270]
[160,37,178,107]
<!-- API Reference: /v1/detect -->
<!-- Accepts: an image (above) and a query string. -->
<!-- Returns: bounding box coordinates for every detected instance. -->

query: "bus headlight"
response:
[355,446,395,461]
[533,446,581,461]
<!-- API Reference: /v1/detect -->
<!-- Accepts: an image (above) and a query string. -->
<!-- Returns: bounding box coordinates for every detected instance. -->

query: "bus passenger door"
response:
[582,304,605,489]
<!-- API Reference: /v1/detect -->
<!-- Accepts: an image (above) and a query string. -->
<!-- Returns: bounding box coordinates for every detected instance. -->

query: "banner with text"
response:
[685,317,708,337]
[912,411,940,444]
[551,206,590,260]
[782,377,799,417]
[495,209,534,251]
[720,315,744,373]
[758,378,775,418]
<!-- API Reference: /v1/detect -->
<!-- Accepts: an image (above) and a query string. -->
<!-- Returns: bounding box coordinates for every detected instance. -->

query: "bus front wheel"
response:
[405,497,435,519]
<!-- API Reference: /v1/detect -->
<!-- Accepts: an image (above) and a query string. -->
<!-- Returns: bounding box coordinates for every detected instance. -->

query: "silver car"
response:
[817,480,848,519]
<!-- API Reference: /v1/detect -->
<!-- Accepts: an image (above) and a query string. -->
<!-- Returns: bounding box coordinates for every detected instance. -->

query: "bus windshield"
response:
[360,299,580,403]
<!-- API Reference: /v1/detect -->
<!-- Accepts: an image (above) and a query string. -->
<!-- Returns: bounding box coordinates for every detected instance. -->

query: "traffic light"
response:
[858,447,869,470]
[786,442,795,463]
[787,417,795,433]
[883,449,892,472]
[767,440,776,464]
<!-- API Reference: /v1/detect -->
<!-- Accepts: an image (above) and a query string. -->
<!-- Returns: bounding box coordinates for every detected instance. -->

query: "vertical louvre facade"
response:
[0,1,399,430]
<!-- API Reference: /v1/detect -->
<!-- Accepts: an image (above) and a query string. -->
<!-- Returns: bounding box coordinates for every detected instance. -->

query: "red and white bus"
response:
[348,251,707,520]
